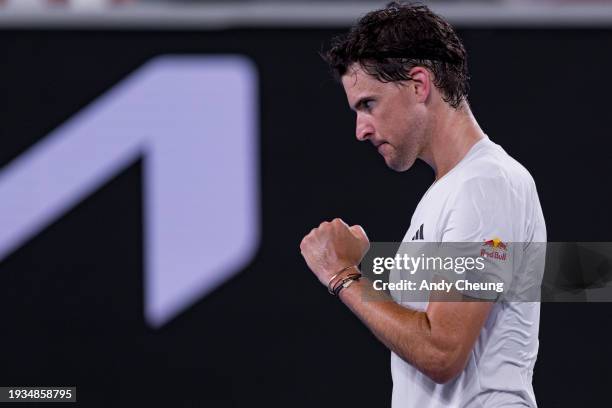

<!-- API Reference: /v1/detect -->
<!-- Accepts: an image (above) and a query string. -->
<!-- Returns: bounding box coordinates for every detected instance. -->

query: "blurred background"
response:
[0,1,611,407]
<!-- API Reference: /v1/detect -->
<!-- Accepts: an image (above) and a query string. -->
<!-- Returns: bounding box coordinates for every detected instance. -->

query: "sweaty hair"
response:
[322,2,469,109]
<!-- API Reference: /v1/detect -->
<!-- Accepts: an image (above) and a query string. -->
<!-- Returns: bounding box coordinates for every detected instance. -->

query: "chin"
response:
[386,156,416,172]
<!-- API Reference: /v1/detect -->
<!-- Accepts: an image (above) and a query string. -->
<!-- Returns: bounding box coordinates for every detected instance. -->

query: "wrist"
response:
[338,275,364,300]
[327,265,360,293]
[329,266,362,297]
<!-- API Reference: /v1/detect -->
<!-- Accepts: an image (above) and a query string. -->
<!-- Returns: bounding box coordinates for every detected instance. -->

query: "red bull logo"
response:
[481,237,508,261]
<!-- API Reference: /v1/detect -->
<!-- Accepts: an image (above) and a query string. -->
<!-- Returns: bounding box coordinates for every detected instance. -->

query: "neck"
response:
[419,100,486,181]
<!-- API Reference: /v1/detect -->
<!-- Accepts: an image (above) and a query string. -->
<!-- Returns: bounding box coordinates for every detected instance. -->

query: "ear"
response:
[407,66,431,104]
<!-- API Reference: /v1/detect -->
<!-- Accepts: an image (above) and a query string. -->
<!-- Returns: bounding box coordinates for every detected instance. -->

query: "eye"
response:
[363,99,375,111]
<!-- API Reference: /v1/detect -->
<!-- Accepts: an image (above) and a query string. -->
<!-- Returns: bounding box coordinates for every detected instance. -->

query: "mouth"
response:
[376,142,388,153]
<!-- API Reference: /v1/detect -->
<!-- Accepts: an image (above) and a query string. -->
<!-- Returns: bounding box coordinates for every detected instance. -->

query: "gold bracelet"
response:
[338,276,358,296]
[327,265,356,294]
[332,273,362,296]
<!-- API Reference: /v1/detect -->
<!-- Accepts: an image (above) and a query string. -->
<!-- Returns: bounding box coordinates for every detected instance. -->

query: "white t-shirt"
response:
[390,136,546,408]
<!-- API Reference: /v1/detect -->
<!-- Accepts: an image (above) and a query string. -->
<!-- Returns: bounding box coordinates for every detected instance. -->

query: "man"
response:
[299,2,546,407]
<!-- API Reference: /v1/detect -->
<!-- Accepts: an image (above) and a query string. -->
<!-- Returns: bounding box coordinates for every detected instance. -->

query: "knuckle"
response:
[333,218,347,228]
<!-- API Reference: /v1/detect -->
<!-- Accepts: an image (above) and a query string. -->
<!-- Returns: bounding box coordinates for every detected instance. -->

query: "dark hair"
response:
[323,2,469,109]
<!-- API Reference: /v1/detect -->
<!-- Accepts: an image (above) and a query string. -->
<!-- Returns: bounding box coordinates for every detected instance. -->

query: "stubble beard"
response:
[387,130,426,172]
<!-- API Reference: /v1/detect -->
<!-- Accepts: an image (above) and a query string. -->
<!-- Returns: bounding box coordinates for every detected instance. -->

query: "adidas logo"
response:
[411,223,424,241]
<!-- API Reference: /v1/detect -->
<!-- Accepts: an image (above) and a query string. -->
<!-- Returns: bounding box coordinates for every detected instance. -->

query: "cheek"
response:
[377,102,423,144]
[387,115,414,144]
[402,110,426,138]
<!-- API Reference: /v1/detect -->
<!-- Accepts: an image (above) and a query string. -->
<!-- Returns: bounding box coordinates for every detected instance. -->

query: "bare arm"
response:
[338,273,492,383]
[299,218,492,384]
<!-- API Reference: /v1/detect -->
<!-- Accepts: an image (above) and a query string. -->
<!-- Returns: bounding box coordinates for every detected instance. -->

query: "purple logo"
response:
[0,56,260,328]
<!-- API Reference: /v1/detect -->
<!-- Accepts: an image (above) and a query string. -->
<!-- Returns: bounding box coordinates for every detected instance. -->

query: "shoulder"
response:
[451,140,537,201]
[439,139,543,242]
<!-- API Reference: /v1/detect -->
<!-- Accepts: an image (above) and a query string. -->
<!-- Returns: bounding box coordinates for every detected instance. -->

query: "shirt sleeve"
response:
[437,176,518,300]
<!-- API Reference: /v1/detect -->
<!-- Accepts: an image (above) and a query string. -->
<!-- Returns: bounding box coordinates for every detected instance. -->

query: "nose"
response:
[355,113,374,142]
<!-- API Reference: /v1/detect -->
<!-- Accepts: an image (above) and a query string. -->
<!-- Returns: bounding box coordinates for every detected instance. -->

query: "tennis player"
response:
[300,3,546,407]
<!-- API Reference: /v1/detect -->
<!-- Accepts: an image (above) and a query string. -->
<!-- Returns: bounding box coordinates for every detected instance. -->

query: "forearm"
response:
[337,275,459,383]
[299,219,485,383]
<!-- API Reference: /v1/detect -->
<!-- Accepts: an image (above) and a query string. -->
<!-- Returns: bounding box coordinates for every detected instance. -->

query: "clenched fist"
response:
[300,218,370,285]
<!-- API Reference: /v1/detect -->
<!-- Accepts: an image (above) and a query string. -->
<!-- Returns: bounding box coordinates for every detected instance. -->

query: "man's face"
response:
[341,64,428,172]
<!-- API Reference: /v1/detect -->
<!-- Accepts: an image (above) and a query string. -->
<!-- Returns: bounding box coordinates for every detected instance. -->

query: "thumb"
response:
[349,225,369,242]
